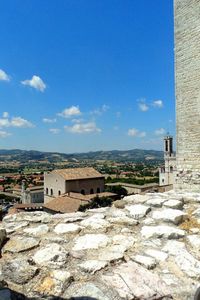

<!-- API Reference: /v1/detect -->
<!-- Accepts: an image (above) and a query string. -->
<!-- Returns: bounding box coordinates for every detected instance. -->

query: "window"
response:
[165,141,168,152]
[81,189,85,195]
[50,188,53,196]
[46,188,48,195]
[97,187,100,193]
[58,190,61,196]
[90,188,94,194]
[170,166,173,172]
[162,179,165,183]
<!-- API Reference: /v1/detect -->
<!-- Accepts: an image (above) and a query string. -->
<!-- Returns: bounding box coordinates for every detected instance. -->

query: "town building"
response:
[159,135,176,187]
[44,167,105,203]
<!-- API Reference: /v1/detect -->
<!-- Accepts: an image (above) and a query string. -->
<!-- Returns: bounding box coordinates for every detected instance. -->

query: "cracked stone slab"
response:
[35,270,72,296]
[102,261,172,299]
[54,223,82,234]
[3,221,29,234]
[80,213,110,229]
[152,209,187,225]
[163,200,183,209]
[125,204,151,219]
[144,249,169,262]
[131,254,157,269]
[3,236,39,253]
[141,225,185,239]
[23,224,49,236]
[146,198,166,207]
[72,234,110,251]
[33,243,68,267]
[98,245,127,262]
[1,258,38,284]
[163,241,200,279]
[79,260,108,274]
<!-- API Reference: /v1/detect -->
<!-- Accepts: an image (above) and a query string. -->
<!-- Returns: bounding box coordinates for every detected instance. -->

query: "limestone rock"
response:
[146,198,166,207]
[102,261,171,299]
[79,260,108,274]
[152,208,187,225]
[125,204,151,219]
[163,241,200,279]
[187,235,200,249]
[112,234,135,249]
[144,249,168,262]
[73,234,109,251]
[3,221,29,234]
[98,245,126,262]
[80,213,110,229]
[35,270,72,296]
[1,258,38,284]
[163,200,183,209]
[113,199,126,209]
[54,223,81,234]
[131,254,157,269]
[141,225,185,239]
[33,243,68,267]
[3,236,39,253]
[107,216,138,226]
[23,224,49,236]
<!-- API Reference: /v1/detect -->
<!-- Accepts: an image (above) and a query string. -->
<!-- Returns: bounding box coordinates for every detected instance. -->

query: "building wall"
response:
[66,178,104,195]
[174,0,200,190]
[44,173,66,203]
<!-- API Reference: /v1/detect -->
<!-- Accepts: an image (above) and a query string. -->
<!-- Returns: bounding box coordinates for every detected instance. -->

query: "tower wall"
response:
[174,0,200,190]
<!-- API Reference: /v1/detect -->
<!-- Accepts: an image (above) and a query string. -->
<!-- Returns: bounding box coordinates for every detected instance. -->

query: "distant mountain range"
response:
[0,149,164,163]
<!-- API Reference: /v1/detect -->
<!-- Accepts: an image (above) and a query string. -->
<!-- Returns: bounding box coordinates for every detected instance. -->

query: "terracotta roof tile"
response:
[51,167,104,181]
[43,196,89,213]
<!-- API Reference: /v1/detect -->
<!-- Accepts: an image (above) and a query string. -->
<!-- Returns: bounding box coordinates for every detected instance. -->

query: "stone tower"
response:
[174,0,200,190]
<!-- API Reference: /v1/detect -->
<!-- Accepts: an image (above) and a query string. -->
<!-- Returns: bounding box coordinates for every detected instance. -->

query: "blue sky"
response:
[0,0,175,153]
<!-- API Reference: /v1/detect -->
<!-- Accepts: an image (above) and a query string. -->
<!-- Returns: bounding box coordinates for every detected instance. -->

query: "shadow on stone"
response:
[0,288,98,300]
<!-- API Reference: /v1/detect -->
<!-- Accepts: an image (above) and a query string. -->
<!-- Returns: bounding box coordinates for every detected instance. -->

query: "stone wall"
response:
[174,0,200,190]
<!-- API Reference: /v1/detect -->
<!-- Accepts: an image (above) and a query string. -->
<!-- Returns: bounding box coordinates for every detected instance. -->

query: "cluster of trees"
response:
[106,176,159,185]
[78,196,113,212]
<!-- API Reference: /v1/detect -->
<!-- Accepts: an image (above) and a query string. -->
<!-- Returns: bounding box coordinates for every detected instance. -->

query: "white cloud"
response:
[154,128,166,135]
[0,69,10,81]
[10,117,34,128]
[137,98,149,112]
[43,118,57,123]
[21,75,46,92]
[0,130,11,138]
[0,116,34,128]
[90,104,110,116]
[128,128,146,138]
[64,122,101,134]
[0,118,10,127]
[3,112,9,118]
[152,99,163,108]
[49,128,60,134]
[58,106,81,118]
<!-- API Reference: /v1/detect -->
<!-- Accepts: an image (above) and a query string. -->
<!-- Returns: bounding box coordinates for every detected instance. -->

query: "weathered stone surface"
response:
[73,234,109,251]
[1,258,38,284]
[98,245,126,262]
[33,243,68,267]
[3,221,29,234]
[146,198,166,207]
[35,270,72,296]
[3,236,39,253]
[54,223,81,234]
[112,234,135,249]
[163,199,183,209]
[80,213,110,229]
[64,282,115,300]
[102,261,171,299]
[107,216,138,226]
[113,200,126,209]
[79,260,108,274]
[144,249,168,262]
[141,225,185,239]
[131,254,157,269]
[152,208,187,225]
[125,204,151,219]
[187,235,200,249]
[23,224,49,236]
[163,241,200,279]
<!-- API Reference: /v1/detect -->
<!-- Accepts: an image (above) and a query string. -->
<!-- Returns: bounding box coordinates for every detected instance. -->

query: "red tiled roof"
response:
[51,167,104,181]
[43,196,89,213]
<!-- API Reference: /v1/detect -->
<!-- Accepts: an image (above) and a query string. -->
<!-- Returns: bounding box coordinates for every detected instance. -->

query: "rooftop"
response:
[50,167,104,181]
